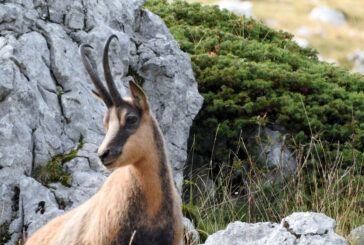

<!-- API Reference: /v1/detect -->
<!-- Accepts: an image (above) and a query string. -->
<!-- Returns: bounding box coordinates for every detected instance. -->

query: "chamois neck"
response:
[134,116,171,175]
[131,116,173,219]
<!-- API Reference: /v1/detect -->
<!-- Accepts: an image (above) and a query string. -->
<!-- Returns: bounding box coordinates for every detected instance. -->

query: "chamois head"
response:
[79,35,151,169]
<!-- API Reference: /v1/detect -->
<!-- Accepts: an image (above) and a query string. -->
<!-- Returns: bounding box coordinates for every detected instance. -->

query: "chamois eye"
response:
[126,115,138,125]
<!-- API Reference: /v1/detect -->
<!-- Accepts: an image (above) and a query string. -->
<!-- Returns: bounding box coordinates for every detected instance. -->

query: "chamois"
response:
[26,35,183,245]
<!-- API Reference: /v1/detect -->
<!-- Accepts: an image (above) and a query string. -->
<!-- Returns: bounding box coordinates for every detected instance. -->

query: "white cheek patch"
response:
[98,108,124,153]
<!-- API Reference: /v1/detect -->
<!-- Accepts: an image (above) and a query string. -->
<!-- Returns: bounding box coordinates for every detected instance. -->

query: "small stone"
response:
[347,50,364,75]
[218,1,254,18]
[293,37,309,48]
[310,6,346,26]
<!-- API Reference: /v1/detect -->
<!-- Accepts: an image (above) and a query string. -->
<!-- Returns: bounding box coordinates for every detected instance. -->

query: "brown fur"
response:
[26,84,183,245]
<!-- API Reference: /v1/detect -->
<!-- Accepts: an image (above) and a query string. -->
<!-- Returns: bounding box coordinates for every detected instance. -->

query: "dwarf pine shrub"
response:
[145,0,363,169]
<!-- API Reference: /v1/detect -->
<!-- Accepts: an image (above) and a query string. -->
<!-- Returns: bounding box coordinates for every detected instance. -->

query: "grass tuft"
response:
[32,137,84,187]
[183,123,363,243]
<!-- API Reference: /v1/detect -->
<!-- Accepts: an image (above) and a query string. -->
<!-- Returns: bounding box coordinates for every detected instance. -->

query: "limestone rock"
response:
[310,6,346,26]
[347,50,364,75]
[20,177,65,236]
[0,0,203,240]
[282,212,346,245]
[253,127,297,183]
[349,225,364,245]
[204,221,296,245]
[183,217,200,245]
[203,212,346,245]
[318,56,340,66]
[293,37,309,48]
[218,1,254,18]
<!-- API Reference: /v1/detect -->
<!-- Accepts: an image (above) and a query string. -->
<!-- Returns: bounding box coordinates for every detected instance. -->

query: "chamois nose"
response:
[98,149,110,162]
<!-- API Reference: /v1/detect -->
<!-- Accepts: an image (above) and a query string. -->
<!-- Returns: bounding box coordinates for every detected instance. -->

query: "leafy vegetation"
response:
[145,0,363,243]
[32,137,83,187]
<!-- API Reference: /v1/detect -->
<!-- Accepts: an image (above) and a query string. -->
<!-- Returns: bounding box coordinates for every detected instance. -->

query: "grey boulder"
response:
[203,212,346,245]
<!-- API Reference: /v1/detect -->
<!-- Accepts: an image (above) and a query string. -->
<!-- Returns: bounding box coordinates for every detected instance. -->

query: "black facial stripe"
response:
[107,105,142,151]
[108,118,140,151]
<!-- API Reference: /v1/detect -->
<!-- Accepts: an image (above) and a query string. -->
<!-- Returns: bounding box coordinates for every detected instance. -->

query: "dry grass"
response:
[186,0,364,69]
[183,102,363,244]
[184,132,363,244]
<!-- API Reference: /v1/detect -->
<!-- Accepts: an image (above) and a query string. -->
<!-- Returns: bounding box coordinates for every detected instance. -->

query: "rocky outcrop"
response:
[203,212,347,245]
[0,0,203,242]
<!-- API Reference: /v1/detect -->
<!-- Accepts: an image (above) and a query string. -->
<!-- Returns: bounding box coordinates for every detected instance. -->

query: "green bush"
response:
[145,0,363,169]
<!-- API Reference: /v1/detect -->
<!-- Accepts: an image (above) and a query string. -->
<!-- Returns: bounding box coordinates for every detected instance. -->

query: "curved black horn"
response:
[79,44,113,107]
[103,34,123,105]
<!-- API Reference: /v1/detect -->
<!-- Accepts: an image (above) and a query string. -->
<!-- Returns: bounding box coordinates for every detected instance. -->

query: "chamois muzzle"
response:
[98,147,121,166]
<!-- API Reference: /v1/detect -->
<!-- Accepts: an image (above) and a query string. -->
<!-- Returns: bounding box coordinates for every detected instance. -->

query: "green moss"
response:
[0,223,11,245]
[127,66,145,87]
[32,137,84,187]
[182,203,199,222]
[145,0,363,170]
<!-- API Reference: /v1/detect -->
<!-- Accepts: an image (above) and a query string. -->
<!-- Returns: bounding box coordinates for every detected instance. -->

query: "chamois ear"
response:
[129,80,149,111]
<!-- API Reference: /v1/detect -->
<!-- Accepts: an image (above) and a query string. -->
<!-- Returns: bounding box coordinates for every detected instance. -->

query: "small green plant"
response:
[32,137,83,187]
[0,222,11,245]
